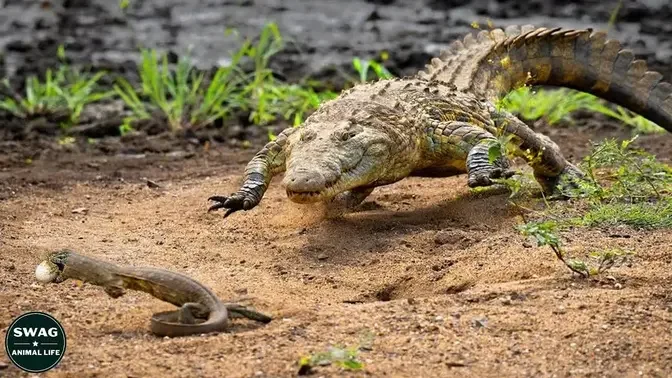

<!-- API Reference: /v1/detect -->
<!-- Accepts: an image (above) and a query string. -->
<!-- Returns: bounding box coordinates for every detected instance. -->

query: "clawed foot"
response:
[538,163,587,199]
[207,192,257,218]
[467,167,517,188]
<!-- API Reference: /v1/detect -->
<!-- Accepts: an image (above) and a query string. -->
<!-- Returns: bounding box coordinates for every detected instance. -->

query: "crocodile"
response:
[208,25,672,217]
[35,250,272,337]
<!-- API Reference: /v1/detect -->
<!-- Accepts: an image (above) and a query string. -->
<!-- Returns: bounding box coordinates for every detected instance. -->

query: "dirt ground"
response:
[1,123,672,378]
[2,0,672,377]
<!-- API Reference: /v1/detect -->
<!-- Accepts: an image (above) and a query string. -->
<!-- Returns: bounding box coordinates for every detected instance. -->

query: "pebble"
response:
[553,306,567,314]
[317,253,328,260]
[434,230,461,245]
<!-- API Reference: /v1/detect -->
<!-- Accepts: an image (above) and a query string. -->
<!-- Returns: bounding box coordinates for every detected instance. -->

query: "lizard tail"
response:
[417,25,672,132]
[150,304,229,337]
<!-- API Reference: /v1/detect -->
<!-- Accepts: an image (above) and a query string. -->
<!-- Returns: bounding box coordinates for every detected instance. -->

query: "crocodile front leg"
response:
[430,121,515,187]
[208,127,297,217]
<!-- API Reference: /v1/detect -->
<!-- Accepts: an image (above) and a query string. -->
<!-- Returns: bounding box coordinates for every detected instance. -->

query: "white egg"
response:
[35,261,58,283]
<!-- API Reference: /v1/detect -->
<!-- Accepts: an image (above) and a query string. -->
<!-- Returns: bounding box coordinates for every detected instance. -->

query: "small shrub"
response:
[0,49,112,127]
[298,345,364,375]
[114,46,249,132]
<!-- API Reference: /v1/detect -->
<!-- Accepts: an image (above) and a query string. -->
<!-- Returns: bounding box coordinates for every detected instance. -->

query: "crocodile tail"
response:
[417,25,672,132]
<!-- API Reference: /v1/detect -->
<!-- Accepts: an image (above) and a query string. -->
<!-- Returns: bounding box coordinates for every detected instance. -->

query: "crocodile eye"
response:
[340,131,357,141]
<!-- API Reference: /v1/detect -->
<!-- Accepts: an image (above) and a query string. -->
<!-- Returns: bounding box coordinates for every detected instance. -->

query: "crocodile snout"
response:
[283,170,327,193]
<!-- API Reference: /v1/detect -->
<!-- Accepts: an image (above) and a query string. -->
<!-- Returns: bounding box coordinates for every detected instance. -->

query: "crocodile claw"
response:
[467,167,516,188]
[207,193,255,218]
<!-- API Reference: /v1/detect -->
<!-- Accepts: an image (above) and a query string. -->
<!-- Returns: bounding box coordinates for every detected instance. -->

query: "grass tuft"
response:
[579,200,672,229]
[114,45,249,132]
[0,49,112,127]
[500,135,672,277]
[499,86,665,134]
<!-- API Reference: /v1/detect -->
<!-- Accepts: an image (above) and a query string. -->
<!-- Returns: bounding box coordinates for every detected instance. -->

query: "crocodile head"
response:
[282,119,393,203]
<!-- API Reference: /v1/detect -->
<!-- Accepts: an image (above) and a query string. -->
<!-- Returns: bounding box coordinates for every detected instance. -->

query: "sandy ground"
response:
[1,1,672,376]
[1,130,672,377]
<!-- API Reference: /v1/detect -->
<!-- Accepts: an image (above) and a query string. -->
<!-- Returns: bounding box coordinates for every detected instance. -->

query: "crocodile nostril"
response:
[283,172,326,192]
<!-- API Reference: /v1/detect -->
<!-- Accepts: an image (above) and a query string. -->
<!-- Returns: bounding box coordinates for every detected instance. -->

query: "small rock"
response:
[601,324,609,330]
[614,283,623,290]
[522,242,533,248]
[0,361,8,370]
[434,230,461,245]
[317,253,328,260]
[434,315,444,322]
[500,297,512,305]
[166,150,195,159]
[472,317,487,328]
[553,306,566,314]
[71,207,88,214]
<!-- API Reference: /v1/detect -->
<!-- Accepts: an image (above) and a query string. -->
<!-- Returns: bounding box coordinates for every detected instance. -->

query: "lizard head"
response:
[282,119,393,203]
[35,249,71,283]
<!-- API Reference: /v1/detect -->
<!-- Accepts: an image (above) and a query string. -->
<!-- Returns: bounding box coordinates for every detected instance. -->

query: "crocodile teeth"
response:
[286,189,325,203]
[35,261,59,283]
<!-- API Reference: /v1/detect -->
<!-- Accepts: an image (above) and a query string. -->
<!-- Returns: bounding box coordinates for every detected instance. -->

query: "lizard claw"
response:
[208,193,255,218]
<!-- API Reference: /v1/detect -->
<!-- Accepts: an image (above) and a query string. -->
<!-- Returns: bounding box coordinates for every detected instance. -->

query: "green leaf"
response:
[57,45,66,61]
[337,359,364,370]
[487,142,502,164]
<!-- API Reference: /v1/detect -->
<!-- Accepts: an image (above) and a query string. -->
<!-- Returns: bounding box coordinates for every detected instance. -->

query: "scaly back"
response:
[417,25,672,132]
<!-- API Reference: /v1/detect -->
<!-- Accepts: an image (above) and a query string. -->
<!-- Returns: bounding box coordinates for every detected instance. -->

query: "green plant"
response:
[589,248,634,275]
[506,135,671,276]
[0,50,111,127]
[498,87,665,134]
[517,220,591,277]
[297,345,364,375]
[114,22,336,133]
[572,136,672,202]
[114,46,249,132]
[578,200,672,229]
[243,23,338,127]
[352,57,393,83]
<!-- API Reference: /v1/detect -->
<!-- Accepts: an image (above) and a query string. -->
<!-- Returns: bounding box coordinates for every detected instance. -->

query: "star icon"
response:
[32,341,38,347]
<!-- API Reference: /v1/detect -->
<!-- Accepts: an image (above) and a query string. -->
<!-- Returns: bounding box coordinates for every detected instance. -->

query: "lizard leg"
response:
[208,127,297,217]
[490,111,584,195]
[433,121,515,188]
